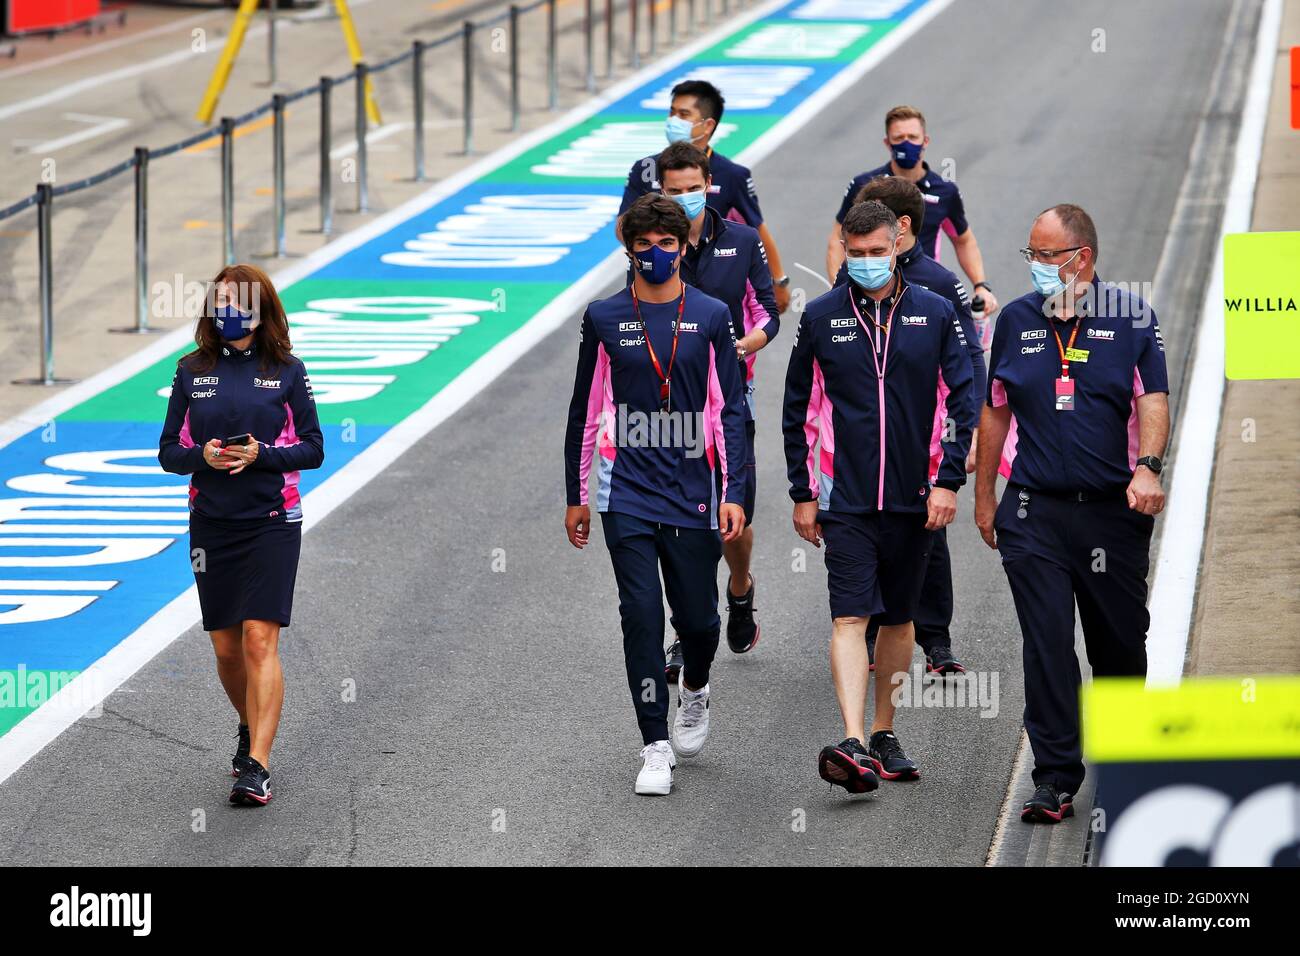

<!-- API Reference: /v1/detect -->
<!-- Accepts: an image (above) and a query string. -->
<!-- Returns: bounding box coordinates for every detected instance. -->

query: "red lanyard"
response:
[631,283,686,405]
[1048,317,1082,379]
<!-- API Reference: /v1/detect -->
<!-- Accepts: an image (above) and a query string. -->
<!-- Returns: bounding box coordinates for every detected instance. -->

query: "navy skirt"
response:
[189,512,302,631]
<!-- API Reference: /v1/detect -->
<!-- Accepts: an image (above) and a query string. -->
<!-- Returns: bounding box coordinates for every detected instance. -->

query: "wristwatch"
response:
[1136,455,1163,475]
[775,275,791,288]
[974,280,993,293]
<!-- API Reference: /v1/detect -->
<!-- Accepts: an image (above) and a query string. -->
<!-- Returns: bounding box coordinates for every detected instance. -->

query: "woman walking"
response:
[158,263,324,806]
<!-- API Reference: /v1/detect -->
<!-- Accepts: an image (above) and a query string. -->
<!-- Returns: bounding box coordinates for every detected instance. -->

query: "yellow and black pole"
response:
[196,0,380,127]
[335,0,382,126]
[196,0,260,124]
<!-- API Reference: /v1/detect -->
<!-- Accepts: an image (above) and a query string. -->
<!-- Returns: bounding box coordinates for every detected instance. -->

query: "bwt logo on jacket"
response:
[899,315,927,326]
[1087,328,1116,341]
[712,247,738,258]
[253,377,282,389]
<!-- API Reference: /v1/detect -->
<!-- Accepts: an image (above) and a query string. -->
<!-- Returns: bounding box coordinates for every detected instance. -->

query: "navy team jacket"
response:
[159,343,325,522]
[565,284,747,530]
[783,276,976,514]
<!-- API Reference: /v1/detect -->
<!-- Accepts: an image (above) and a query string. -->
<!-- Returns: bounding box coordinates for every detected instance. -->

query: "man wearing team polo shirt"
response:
[564,194,748,797]
[974,204,1169,825]
[784,200,976,795]
[826,105,999,317]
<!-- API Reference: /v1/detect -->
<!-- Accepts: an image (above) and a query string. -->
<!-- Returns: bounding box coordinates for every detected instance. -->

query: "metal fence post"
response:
[14,184,74,385]
[605,0,613,78]
[272,93,286,257]
[355,62,369,212]
[319,75,333,235]
[689,0,696,34]
[462,21,474,155]
[220,116,235,265]
[649,0,656,57]
[267,0,278,86]
[509,5,520,132]
[412,41,426,181]
[584,0,594,92]
[630,0,639,69]
[112,147,159,335]
[548,0,559,109]
[670,0,677,45]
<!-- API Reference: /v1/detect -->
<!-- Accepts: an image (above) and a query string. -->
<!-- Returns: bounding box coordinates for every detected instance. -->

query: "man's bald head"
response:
[1035,204,1099,264]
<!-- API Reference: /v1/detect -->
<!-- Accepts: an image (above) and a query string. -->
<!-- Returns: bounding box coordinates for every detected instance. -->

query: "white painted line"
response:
[0,7,308,124]
[0,0,948,785]
[329,122,413,160]
[23,113,129,155]
[0,11,215,81]
[1145,0,1281,686]
[0,581,115,591]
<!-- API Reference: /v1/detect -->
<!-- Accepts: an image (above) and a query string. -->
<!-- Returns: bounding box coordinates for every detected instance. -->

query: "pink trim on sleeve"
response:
[707,342,729,500]
[579,344,611,506]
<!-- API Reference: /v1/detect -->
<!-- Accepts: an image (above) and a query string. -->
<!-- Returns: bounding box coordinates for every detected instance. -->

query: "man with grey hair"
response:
[784,200,976,795]
[975,203,1169,824]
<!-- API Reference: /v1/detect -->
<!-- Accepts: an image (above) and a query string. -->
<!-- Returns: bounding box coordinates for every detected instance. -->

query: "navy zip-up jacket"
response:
[680,206,779,419]
[835,242,986,479]
[565,283,747,529]
[783,276,975,514]
[159,343,325,522]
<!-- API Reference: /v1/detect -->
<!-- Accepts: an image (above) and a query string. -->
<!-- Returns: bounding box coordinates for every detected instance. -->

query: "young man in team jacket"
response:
[783,200,976,794]
[565,195,748,796]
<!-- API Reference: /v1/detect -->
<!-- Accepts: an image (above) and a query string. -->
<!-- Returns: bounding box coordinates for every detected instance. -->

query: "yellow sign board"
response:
[1083,676,1300,762]
[1223,231,1300,380]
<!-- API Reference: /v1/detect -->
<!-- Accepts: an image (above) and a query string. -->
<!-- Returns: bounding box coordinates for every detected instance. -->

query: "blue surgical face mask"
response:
[665,116,696,144]
[892,139,924,169]
[212,304,256,341]
[1029,248,1082,298]
[631,245,681,284]
[670,190,707,219]
[846,254,894,291]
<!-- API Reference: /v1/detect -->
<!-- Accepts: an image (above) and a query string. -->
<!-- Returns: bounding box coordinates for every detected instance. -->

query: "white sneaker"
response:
[673,681,711,757]
[635,740,676,795]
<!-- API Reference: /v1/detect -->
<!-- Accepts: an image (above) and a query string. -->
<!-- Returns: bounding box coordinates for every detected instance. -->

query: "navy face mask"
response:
[631,245,681,284]
[892,139,924,169]
[212,304,256,341]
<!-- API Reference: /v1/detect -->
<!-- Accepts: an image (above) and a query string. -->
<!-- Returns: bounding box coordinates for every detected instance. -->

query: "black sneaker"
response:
[1021,783,1074,823]
[866,634,876,672]
[229,758,272,806]
[868,729,920,781]
[817,737,880,794]
[925,645,967,676]
[232,723,252,778]
[726,575,760,654]
[664,639,684,685]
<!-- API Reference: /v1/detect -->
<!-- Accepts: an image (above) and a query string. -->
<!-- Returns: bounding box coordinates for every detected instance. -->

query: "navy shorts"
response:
[189,512,302,631]
[819,510,932,623]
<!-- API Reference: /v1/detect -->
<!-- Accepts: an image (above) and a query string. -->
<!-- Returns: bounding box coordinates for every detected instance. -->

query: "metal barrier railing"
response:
[1,0,749,386]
